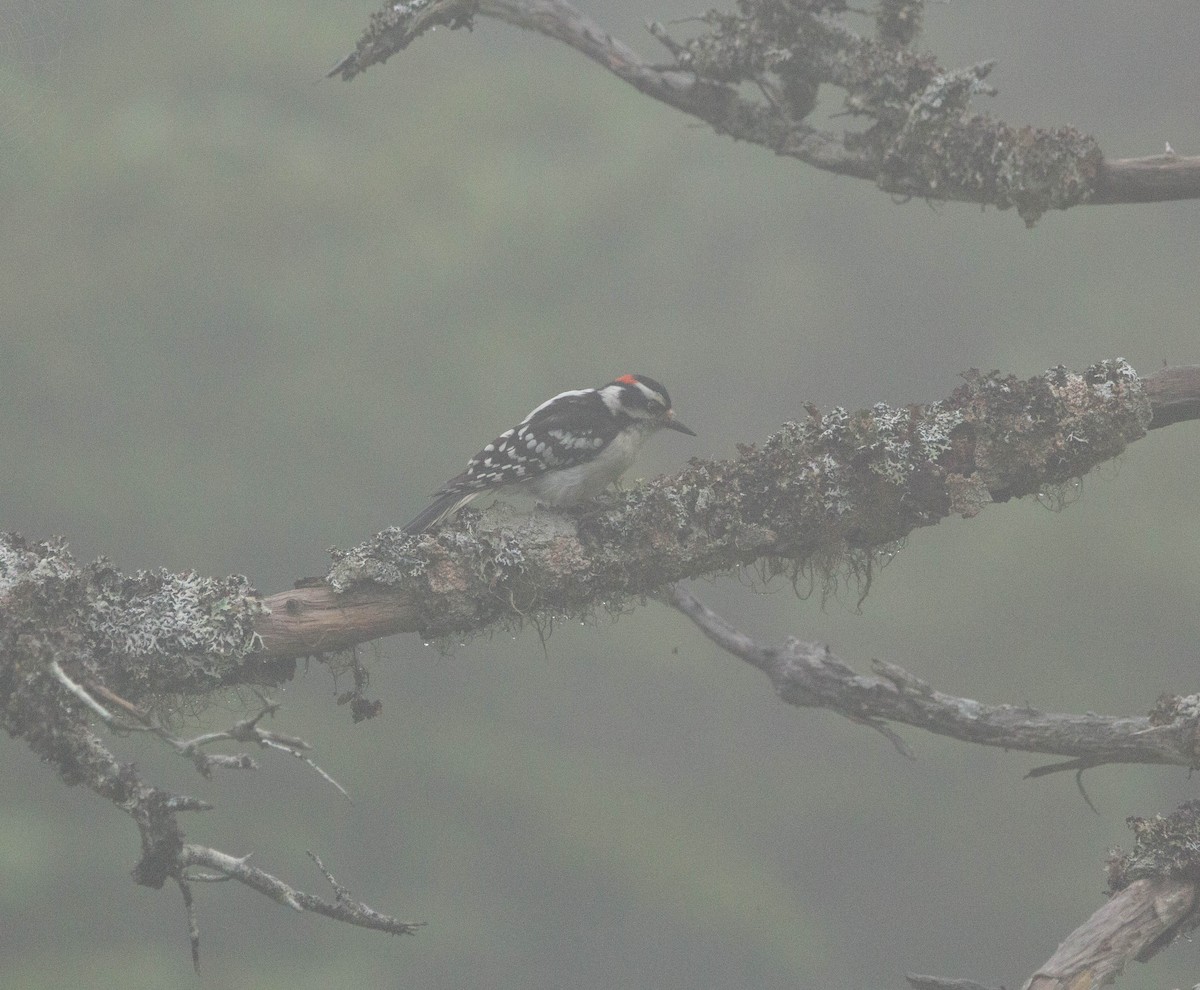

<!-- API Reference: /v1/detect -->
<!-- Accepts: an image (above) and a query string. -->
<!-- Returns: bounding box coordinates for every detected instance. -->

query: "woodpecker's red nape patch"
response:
[616,374,638,385]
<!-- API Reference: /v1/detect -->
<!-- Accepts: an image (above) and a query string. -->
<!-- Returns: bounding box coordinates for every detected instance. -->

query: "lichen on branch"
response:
[0,360,1153,672]
[331,0,1120,224]
[669,0,1102,223]
[0,535,271,700]
[316,360,1149,643]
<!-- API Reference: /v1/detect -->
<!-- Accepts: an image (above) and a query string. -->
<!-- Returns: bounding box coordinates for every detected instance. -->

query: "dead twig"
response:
[664,584,1200,772]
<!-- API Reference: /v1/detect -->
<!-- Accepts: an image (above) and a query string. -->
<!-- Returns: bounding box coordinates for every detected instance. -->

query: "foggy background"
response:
[1,1,1198,987]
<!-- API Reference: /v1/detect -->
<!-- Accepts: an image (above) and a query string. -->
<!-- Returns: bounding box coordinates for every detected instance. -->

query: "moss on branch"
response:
[0,360,1152,680]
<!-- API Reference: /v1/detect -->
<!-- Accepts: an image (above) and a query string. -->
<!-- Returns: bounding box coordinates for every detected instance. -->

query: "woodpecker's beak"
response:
[665,411,697,436]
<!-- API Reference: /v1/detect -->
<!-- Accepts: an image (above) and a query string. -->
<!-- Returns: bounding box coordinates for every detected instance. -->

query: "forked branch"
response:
[10,661,418,970]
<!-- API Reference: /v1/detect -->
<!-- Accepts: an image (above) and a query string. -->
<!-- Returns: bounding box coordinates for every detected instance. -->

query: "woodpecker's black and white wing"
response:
[401,375,693,535]
[402,387,619,534]
[462,388,624,488]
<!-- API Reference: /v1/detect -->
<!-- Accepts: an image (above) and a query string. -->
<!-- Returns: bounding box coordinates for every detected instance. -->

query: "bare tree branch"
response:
[4,358,1192,706]
[1021,878,1197,990]
[907,871,1199,990]
[180,845,423,936]
[1143,364,1200,429]
[330,0,1200,222]
[666,580,1200,981]
[1092,154,1200,206]
[664,583,1200,771]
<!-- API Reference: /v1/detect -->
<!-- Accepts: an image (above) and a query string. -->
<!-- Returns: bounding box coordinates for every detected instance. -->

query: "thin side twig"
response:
[50,660,115,723]
[77,675,352,800]
[174,875,201,973]
[181,845,425,936]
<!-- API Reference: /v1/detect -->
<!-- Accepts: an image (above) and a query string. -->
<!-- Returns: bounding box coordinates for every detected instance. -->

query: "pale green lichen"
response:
[858,401,965,486]
[327,526,429,591]
[86,567,266,661]
[961,359,1148,501]
[327,513,531,594]
[0,534,77,596]
[0,533,267,692]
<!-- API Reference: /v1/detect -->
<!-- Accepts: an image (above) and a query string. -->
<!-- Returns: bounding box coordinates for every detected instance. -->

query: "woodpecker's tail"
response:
[401,490,479,535]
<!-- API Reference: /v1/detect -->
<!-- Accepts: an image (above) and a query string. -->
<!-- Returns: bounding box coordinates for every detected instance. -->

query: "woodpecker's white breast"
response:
[523,423,652,505]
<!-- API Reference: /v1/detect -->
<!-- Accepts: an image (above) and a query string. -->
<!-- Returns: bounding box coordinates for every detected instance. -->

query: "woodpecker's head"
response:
[602,373,696,436]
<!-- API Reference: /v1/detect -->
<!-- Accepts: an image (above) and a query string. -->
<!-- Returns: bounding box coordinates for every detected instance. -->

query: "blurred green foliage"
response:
[1,1,1198,987]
